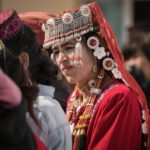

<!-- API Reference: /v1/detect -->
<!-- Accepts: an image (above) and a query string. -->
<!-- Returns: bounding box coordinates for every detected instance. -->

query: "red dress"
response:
[85,83,142,150]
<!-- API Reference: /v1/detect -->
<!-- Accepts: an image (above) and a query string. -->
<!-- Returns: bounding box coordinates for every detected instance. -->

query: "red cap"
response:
[19,12,55,44]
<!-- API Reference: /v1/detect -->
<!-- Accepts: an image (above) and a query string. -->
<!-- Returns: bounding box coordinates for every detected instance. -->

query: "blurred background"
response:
[0,0,150,47]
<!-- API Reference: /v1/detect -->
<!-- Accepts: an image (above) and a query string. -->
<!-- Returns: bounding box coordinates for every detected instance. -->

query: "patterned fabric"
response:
[42,5,93,48]
[0,9,23,42]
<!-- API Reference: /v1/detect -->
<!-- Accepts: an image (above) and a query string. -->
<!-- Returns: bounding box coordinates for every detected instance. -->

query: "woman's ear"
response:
[19,52,29,70]
[41,48,49,57]
[92,55,98,65]
[19,52,33,86]
[92,56,99,73]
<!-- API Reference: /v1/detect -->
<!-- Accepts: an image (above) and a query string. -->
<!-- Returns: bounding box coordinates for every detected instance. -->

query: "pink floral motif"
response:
[87,36,99,49]
[102,58,115,71]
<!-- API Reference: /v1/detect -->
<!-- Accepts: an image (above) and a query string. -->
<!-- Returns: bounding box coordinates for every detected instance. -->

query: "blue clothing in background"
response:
[27,84,72,150]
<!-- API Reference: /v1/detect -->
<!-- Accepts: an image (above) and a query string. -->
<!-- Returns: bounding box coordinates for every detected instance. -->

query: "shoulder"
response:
[93,83,141,123]
[36,96,60,107]
[99,83,139,108]
[105,83,137,99]
[108,83,134,95]
[33,96,68,126]
[34,96,65,115]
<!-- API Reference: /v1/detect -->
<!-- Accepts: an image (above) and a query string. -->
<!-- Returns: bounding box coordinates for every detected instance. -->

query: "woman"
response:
[122,32,150,109]
[42,2,150,150]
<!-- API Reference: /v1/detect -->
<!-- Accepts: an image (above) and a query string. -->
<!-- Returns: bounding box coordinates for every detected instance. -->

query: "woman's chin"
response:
[66,77,77,84]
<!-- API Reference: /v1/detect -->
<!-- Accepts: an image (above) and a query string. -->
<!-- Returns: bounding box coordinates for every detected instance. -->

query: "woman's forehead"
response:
[52,39,76,50]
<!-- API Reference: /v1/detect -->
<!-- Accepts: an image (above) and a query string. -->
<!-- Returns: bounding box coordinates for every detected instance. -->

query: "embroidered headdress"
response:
[43,2,150,150]
[0,9,23,42]
[42,5,93,48]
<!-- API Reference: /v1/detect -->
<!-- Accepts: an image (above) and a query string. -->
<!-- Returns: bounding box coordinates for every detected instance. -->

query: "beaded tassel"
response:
[74,37,83,68]
[72,69,105,150]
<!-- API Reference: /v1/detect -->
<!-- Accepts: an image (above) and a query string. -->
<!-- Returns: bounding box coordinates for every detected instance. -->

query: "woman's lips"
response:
[62,66,73,73]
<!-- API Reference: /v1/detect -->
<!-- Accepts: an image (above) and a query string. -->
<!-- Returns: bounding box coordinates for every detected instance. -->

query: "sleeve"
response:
[0,69,22,108]
[87,89,142,150]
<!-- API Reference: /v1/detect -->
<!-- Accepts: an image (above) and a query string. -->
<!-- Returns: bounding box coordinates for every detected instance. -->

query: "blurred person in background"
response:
[19,12,70,112]
[122,32,150,109]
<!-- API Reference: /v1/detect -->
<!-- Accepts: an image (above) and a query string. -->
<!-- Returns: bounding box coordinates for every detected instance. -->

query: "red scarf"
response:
[89,2,150,149]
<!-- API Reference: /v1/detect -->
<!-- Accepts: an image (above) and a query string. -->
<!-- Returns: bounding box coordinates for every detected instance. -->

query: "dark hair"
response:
[4,22,70,112]
[34,52,58,85]
[0,47,39,127]
[122,32,150,61]
[0,48,25,85]
[4,24,58,84]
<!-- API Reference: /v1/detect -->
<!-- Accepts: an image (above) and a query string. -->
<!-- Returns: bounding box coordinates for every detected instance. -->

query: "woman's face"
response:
[52,38,96,86]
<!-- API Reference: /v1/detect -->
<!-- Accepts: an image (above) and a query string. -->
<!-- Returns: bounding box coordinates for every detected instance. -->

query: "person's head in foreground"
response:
[43,2,150,150]
[0,9,58,85]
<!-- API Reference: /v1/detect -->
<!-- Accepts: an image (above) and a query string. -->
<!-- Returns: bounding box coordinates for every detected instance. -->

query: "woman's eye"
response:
[65,46,74,51]
[53,51,59,56]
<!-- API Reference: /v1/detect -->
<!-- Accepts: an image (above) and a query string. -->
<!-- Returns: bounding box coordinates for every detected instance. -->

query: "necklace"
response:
[66,68,105,136]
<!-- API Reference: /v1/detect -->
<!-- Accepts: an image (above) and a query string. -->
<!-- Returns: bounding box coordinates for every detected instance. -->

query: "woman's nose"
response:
[58,51,68,62]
